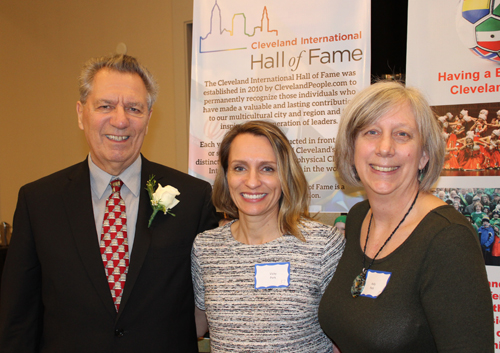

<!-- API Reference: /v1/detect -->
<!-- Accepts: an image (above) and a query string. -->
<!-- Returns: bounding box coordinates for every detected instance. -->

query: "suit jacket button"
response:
[115,329,125,337]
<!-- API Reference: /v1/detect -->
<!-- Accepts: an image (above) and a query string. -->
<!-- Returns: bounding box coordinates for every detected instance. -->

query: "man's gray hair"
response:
[78,54,158,110]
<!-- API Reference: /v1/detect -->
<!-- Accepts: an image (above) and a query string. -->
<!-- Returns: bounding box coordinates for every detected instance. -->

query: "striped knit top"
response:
[192,220,345,352]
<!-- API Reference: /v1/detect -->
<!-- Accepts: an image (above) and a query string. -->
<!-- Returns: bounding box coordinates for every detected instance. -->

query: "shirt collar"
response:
[88,154,142,199]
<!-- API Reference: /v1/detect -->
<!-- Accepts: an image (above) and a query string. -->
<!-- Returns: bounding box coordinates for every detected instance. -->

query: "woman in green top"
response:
[319,81,493,352]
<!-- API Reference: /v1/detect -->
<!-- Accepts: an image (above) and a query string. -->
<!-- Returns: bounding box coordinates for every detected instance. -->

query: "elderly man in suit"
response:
[0,54,218,352]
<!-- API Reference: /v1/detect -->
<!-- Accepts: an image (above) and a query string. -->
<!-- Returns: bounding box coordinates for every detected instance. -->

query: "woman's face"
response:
[476,204,482,212]
[226,133,282,220]
[353,103,429,197]
[482,195,489,204]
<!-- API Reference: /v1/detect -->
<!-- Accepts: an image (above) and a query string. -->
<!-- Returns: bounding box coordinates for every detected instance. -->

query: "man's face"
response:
[77,69,152,175]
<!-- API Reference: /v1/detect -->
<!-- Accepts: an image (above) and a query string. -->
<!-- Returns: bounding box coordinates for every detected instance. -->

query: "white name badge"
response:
[360,269,391,298]
[254,262,290,289]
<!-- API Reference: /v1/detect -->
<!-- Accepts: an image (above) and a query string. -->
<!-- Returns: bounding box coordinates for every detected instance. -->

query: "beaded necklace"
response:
[351,190,420,298]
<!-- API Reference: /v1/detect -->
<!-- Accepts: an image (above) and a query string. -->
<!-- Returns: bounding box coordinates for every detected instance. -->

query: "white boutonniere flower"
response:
[146,175,180,228]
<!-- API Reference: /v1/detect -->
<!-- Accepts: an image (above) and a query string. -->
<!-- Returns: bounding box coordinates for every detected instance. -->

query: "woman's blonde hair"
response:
[213,120,310,241]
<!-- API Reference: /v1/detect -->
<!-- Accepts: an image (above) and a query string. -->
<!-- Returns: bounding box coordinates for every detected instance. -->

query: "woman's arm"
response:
[420,223,494,352]
[195,306,208,338]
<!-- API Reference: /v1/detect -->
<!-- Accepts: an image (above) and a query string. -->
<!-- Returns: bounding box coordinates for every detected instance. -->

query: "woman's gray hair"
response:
[78,54,158,110]
[334,80,444,191]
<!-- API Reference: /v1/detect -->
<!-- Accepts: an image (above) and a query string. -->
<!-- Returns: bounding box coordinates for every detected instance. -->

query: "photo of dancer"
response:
[434,103,500,176]
[433,187,500,266]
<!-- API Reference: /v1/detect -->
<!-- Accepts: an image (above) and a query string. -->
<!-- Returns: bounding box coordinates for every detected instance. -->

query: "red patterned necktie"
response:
[100,179,129,312]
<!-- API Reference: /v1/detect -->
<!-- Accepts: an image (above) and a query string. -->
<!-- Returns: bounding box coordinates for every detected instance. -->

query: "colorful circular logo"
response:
[456,0,500,63]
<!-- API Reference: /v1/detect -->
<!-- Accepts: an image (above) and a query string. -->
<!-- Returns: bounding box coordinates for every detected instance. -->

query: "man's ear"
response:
[145,109,153,135]
[76,101,84,130]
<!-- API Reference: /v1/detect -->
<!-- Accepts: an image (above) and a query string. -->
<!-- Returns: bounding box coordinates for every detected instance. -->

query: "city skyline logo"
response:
[199,0,279,53]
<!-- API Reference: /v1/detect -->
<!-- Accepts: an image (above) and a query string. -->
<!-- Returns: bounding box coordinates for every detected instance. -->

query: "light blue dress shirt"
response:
[88,155,141,256]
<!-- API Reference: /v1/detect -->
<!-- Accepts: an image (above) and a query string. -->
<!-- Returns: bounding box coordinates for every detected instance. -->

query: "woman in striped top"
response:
[191,120,345,352]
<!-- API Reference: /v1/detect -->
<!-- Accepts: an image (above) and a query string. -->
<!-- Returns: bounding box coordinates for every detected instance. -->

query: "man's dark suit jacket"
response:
[0,156,218,352]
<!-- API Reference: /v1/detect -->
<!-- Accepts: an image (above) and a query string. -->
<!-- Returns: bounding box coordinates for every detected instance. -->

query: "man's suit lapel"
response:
[118,157,157,316]
[62,160,117,318]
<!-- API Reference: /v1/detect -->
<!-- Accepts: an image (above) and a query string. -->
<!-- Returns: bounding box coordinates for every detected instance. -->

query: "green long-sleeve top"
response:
[319,201,494,353]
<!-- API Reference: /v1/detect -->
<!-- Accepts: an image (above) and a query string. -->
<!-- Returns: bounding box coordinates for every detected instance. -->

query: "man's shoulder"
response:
[142,158,211,189]
[22,160,87,191]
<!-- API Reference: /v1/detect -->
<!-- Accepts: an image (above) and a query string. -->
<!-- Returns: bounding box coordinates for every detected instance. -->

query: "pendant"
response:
[351,269,366,298]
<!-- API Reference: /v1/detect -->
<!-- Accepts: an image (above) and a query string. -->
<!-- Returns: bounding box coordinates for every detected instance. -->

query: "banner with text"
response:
[189,0,370,212]
[407,0,500,350]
